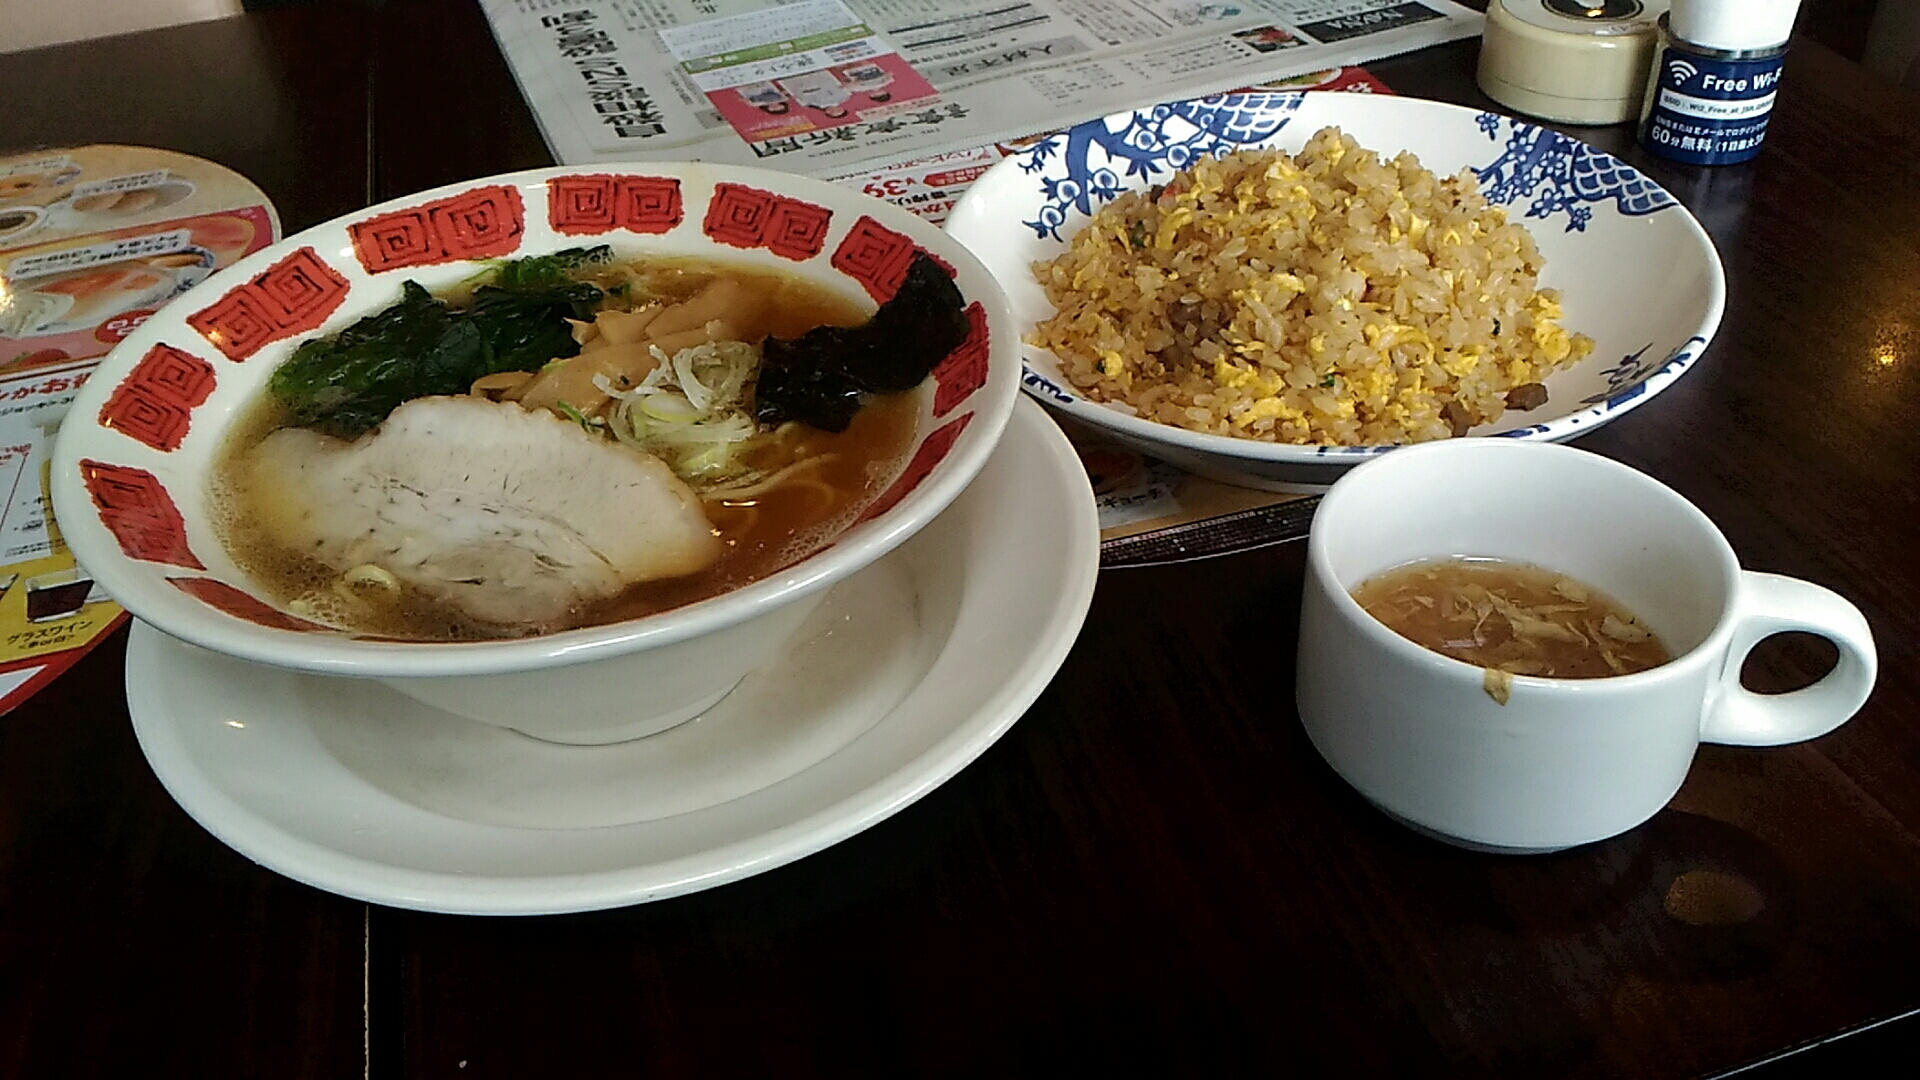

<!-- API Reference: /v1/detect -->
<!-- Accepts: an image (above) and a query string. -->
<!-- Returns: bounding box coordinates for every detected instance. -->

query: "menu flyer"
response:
[0,145,279,715]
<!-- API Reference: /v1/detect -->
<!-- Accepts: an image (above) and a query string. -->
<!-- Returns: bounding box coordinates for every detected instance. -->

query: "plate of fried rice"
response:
[946,92,1725,490]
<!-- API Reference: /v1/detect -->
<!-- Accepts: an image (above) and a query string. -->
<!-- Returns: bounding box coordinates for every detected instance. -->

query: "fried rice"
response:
[1027,126,1593,445]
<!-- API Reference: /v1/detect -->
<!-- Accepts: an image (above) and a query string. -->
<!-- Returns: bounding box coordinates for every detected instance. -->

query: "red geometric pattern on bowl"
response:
[548,175,684,236]
[618,176,685,234]
[168,577,328,633]
[80,459,205,570]
[702,184,776,248]
[763,199,833,260]
[703,183,833,259]
[854,412,973,526]
[184,247,351,362]
[830,216,921,302]
[349,184,526,273]
[97,343,218,452]
[932,302,989,419]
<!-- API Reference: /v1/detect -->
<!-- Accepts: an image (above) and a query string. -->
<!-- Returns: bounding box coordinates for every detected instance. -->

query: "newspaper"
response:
[481,0,1482,179]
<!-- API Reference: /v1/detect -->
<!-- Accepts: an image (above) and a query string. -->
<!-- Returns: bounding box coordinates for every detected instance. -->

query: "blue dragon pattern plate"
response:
[946,93,1724,490]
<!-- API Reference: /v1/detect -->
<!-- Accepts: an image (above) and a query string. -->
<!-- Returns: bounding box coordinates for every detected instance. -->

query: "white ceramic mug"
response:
[1295,439,1877,853]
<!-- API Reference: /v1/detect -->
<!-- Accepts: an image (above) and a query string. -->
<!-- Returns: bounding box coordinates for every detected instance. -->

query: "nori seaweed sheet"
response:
[754,252,970,432]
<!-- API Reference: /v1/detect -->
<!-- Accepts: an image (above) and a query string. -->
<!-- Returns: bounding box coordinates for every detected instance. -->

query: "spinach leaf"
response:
[268,251,606,438]
[489,245,612,292]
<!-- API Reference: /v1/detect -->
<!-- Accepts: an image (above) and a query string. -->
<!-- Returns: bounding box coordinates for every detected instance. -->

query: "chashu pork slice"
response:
[244,395,721,630]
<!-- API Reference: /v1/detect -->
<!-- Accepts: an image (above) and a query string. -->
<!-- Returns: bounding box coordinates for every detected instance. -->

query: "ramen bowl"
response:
[946,92,1725,491]
[52,162,1020,744]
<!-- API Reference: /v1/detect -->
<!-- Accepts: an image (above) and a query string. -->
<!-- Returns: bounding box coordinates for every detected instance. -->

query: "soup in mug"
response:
[1351,556,1672,679]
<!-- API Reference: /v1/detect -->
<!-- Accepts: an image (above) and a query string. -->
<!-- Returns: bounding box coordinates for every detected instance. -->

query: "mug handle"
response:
[1701,571,1878,747]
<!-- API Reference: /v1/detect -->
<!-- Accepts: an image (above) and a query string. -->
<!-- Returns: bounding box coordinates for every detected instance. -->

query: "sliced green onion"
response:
[639,392,700,423]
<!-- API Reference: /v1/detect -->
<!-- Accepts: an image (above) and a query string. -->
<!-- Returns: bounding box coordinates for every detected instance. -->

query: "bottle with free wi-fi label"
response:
[1638,0,1801,165]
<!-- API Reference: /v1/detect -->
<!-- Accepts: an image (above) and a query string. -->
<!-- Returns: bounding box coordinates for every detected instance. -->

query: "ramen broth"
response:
[1352,557,1671,678]
[210,260,920,641]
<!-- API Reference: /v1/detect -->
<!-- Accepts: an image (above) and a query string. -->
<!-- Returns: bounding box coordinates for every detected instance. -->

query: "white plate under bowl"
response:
[124,399,1097,914]
[946,92,1726,491]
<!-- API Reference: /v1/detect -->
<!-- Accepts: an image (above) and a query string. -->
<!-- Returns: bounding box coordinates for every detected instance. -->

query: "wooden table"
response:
[5,2,1919,1075]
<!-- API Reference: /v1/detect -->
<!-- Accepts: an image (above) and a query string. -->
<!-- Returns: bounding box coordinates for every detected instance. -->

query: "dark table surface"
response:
[5,1,1920,1076]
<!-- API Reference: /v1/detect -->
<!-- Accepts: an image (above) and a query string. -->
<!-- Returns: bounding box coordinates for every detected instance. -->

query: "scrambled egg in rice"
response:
[1028,127,1593,446]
